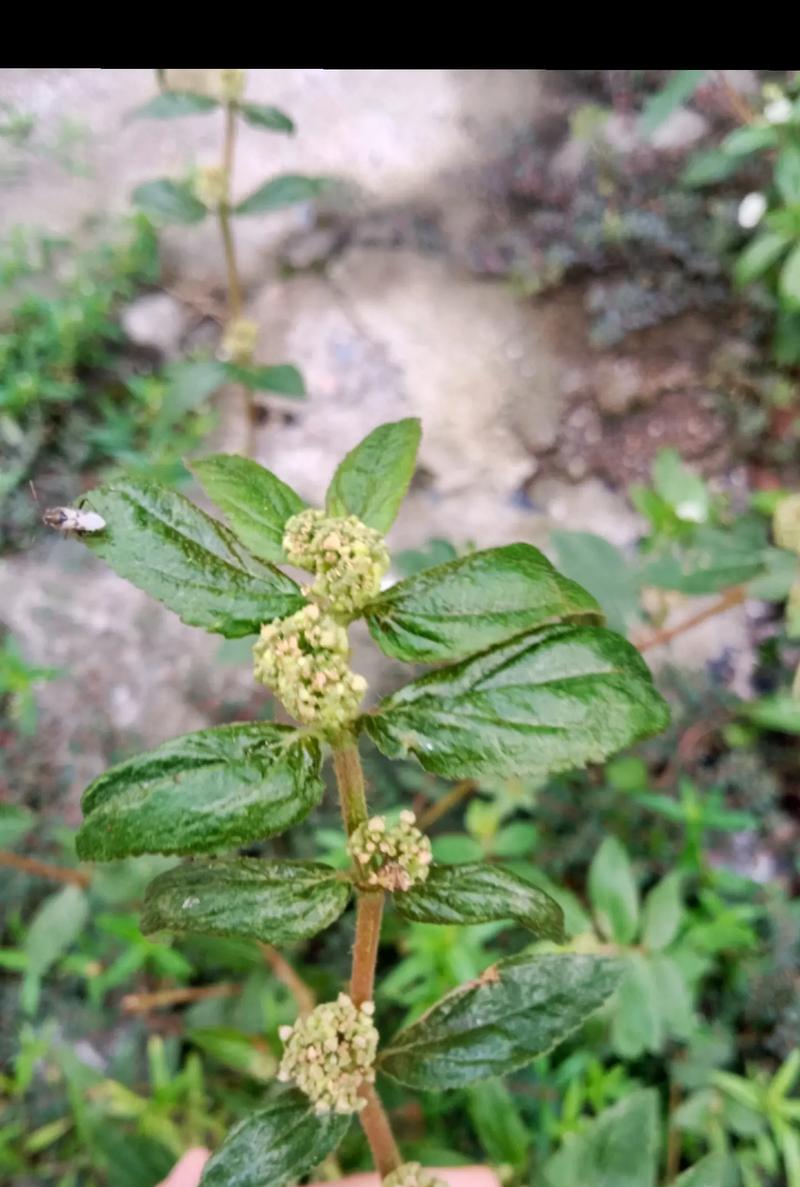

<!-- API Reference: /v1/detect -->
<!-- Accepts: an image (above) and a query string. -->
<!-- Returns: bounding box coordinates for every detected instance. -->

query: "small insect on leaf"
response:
[43,508,107,534]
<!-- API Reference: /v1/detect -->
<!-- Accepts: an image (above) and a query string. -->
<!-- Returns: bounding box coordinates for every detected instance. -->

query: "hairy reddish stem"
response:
[332,740,402,1177]
[358,1083,403,1177]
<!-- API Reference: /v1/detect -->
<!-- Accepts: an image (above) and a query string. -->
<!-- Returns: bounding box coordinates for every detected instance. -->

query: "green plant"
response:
[0,216,224,548]
[0,634,59,736]
[684,74,800,364]
[48,418,675,1186]
[128,69,319,449]
[674,1050,800,1187]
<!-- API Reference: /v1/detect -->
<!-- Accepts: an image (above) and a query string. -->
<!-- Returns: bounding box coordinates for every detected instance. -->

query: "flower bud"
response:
[278,994,378,1115]
[348,812,433,892]
[218,69,247,104]
[383,1163,448,1187]
[765,96,792,125]
[220,317,259,363]
[253,604,368,730]
[194,165,228,210]
[283,508,390,616]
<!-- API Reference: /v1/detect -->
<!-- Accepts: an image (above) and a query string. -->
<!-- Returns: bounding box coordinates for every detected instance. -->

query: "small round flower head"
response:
[194,165,228,210]
[278,993,379,1115]
[220,317,258,364]
[348,811,433,892]
[218,68,247,104]
[737,192,766,230]
[383,1163,448,1187]
[765,96,792,125]
[283,508,390,616]
[774,494,800,555]
[253,604,368,730]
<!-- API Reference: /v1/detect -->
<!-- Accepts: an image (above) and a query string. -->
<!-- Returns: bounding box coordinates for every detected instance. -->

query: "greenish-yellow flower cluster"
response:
[253,603,367,729]
[218,69,247,104]
[277,993,378,1115]
[194,165,228,210]
[220,317,258,364]
[774,494,800,555]
[283,508,390,616]
[348,810,433,892]
[383,1164,448,1187]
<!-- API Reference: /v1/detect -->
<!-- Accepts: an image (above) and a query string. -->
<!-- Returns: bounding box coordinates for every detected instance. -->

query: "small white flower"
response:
[737,192,767,230]
[765,96,792,125]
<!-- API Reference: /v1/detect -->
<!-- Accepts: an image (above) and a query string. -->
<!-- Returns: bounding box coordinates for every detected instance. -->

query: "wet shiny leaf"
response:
[200,1084,349,1187]
[364,624,669,779]
[380,953,622,1089]
[326,418,421,533]
[76,725,323,860]
[81,478,304,636]
[142,858,350,942]
[192,454,305,563]
[394,862,565,942]
[366,544,601,663]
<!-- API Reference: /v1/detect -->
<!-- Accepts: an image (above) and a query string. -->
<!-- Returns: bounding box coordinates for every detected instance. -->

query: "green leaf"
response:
[743,694,800,733]
[650,953,694,1038]
[192,454,305,564]
[639,70,706,138]
[394,862,565,942]
[642,870,683,950]
[431,834,484,864]
[200,1083,349,1187]
[610,954,664,1058]
[142,858,350,942]
[364,624,669,780]
[0,803,35,847]
[776,145,800,205]
[551,530,641,634]
[589,837,640,944]
[92,1127,174,1187]
[76,724,323,861]
[235,174,329,215]
[127,92,220,120]
[639,522,766,594]
[365,544,601,663]
[239,103,295,134]
[131,179,207,225]
[24,885,88,979]
[681,149,746,187]
[675,1154,731,1187]
[224,363,306,397]
[466,1080,530,1168]
[746,546,797,600]
[80,477,303,636]
[188,1027,276,1082]
[543,1089,659,1187]
[162,359,228,415]
[780,242,800,308]
[735,231,792,287]
[722,123,780,156]
[380,952,622,1089]
[652,449,710,524]
[326,418,421,532]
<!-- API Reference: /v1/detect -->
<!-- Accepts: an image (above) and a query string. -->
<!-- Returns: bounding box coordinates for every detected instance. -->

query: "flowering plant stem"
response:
[217,98,254,454]
[332,740,403,1176]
